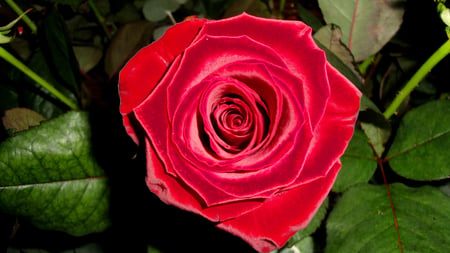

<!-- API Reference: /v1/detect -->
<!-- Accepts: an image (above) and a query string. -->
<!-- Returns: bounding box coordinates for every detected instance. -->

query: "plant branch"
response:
[5,0,37,34]
[278,0,286,19]
[0,46,78,110]
[383,39,450,119]
[88,0,112,39]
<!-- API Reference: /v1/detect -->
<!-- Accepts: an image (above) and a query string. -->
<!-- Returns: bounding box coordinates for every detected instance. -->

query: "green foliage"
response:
[387,100,450,180]
[142,0,180,22]
[318,0,405,61]
[333,130,377,192]
[40,6,81,96]
[0,111,110,236]
[326,183,450,253]
[41,0,85,9]
[22,49,75,118]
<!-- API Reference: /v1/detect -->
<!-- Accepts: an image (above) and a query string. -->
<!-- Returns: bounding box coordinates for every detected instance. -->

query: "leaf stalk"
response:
[0,46,78,110]
[5,0,37,34]
[383,39,450,119]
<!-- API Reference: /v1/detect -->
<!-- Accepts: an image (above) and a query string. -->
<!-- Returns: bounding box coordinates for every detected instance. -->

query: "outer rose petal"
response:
[144,137,265,222]
[119,18,206,143]
[217,162,342,253]
[290,63,362,185]
[119,18,206,115]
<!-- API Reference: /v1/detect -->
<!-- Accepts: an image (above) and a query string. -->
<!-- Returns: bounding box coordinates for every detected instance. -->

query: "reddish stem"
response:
[348,0,359,50]
[378,158,403,253]
[371,144,403,252]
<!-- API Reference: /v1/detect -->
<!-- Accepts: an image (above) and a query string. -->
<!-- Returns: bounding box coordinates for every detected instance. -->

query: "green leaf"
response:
[104,20,155,77]
[386,100,450,180]
[360,95,381,112]
[223,0,271,18]
[0,8,31,31]
[22,49,76,118]
[8,243,104,253]
[0,111,110,236]
[315,39,363,89]
[73,46,103,73]
[318,0,405,61]
[314,24,362,82]
[0,32,13,44]
[286,198,328,247]
[142,0,180,22]
[359,108,391,157]
[40,6,81,95]
[333,130,377,192]
[326,183,450,253]
[285,237,314,253]
[297,4,324,32]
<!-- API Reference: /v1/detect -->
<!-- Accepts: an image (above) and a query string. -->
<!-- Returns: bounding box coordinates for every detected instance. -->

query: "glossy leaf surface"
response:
[0,111,110,236]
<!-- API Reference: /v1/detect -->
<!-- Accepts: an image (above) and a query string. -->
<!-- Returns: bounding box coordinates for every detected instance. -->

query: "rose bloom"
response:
[119,13,361,252]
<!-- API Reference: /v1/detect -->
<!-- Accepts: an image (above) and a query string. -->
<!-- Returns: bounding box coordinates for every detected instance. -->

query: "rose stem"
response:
[0,46,79,110]
[88,0,112,40]
[383,38,450,119]
[165,10,177,25]
[278,0,286,19]
[5,0,37,33]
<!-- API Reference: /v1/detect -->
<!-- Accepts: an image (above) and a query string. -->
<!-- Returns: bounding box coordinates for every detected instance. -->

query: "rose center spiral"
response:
[200,78,269,156]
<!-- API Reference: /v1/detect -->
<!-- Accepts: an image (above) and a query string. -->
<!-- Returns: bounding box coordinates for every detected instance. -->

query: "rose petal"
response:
[144,137,265,222]
[119,18,206,116]
[197,13,330,133]
[167,61,314,205]
[289,63,362,185]
[216,161,342,253]
[119,18,206,144]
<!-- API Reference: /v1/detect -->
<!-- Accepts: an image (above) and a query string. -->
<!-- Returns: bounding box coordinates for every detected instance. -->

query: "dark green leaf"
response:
[0,111,110,236]
[326,183,450,253]
[40,6,81,96]
[0,82,19,114]
[104,20,155,77]
[318,0,405,61]
[387,100,450,180]
[42,0,85,9]
[359,108,391,157]
[142,0,180,22]
[314,25,359,75]
[223,0,270,18]
[359,95,381,113]
[73,46,103,73]
[333,130,377,192]
[315,39,363,89]
[195,0,234,19]
[286,198,328,247]
[22,49,75,118]
[8,243,104,253]
[297,4,323,32]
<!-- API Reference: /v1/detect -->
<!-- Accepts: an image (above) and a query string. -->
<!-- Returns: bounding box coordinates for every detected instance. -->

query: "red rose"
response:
[119,13,361,252]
